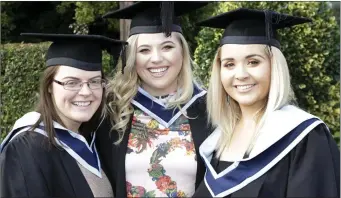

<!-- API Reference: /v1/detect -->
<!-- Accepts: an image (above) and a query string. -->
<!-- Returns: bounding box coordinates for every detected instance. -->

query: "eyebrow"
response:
[137,41,175,48]
[221,54,266,62]
[61,75,102,80]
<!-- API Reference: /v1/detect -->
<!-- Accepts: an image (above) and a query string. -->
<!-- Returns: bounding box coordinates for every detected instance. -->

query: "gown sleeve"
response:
[0,133,50,197]
[286,123,340,198]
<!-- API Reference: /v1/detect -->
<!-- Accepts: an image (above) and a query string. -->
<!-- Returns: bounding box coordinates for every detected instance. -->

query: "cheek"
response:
[94,90,103,101]
[220,69,233,87]
[135,54,148,74]
[166,50,183,67]
[258,66,271,90]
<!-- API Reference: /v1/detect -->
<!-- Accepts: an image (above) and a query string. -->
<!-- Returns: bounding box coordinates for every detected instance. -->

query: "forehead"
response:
[220,44,268,59]
[54,66,102,79]
[137,32,179,46]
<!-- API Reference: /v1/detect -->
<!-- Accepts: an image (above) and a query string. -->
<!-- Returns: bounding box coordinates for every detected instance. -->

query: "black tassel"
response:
[160,1,174,37]
[264,10,273,51]
[121,45,126,74]
[88,16,108,36]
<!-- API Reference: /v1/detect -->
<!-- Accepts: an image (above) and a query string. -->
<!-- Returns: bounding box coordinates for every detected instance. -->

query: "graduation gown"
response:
[0,112,105,198]
[96,85,214,198]
[193,105,340,198]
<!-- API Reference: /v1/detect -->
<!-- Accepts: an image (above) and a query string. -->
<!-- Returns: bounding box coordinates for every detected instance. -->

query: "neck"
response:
[59,117,81,133]
[239,101,266,123]
[141,83,178,97]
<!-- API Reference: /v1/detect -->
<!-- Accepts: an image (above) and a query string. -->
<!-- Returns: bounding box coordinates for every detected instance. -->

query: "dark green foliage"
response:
[194,2,340,143]
[1,2,75,43]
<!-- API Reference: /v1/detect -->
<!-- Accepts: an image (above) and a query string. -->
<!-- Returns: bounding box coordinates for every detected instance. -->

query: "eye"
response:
[65,80,80,86]
[90,79,102,84]
[138,48,150,53]
[163,45,174,50]
[248,60,260,65]
[223,62,235,68]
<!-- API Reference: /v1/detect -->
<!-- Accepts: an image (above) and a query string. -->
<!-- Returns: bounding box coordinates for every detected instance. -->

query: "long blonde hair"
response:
[107,32,197,143]
[207,46,296,157]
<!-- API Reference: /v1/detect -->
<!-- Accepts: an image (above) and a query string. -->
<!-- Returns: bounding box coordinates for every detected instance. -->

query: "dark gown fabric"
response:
[193,124,340,198]
[96,96,214,198]
[0,131,96,198]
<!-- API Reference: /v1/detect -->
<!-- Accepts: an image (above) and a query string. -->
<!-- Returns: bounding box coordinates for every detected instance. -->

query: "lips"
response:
[234,84,256,92]
[147,66,169,77]
[72,101,91,107]
[148,67,168,73]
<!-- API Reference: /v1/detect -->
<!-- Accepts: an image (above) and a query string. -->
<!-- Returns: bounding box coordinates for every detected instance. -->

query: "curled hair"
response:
[107,32,198,144]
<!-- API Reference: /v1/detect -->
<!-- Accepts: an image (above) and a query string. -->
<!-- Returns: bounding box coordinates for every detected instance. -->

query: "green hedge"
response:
[194,2,340,143]
[1,2,339,145]
[0,42,113,140]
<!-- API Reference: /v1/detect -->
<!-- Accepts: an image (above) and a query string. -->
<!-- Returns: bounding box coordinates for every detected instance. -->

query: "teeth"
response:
[149,67,167,73]
[73,101,91,107]
[236,85,254,90]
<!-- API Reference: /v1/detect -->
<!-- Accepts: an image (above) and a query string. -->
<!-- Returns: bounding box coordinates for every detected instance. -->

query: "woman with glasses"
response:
[0,33,127,197]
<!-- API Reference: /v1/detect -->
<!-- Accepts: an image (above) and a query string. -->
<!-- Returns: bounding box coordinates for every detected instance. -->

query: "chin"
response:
[70,114,93,123]
[233,97,257,107]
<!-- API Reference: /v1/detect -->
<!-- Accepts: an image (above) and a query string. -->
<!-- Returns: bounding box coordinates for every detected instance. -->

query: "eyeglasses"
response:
[53,79,107,91]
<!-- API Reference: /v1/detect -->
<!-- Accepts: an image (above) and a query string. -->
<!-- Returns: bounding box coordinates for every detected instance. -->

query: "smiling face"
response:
[220,44,271,110]
[135,32,183,96]
[50,66,103,131]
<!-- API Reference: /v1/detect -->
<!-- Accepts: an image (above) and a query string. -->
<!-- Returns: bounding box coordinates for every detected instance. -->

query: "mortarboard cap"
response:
[197,8,312,48]
[103,1,209,37]
[20,33,128,71]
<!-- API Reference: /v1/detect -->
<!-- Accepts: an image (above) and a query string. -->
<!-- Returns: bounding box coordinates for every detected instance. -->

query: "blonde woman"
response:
[95,2,214,198]
[193,8,340,198]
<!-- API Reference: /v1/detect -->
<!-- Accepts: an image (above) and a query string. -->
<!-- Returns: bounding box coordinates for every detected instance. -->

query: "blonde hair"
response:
[107,32,197,143]
[207,46,296,157]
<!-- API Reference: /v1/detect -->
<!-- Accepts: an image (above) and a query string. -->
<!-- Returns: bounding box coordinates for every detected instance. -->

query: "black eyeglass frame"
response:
[53,79,107,91]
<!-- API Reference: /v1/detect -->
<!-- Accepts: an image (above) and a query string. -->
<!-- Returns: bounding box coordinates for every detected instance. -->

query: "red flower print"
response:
[126,181,132,193]
[180,124,190,131]
[155,175,173,192]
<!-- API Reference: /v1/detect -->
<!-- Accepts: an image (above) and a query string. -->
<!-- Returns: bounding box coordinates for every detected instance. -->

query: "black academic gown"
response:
[193,118,340,197]
[0,131,95,198]
[96,96,214,198]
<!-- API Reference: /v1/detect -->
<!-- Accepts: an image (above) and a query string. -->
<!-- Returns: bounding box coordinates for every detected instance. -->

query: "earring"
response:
[227,94,230,104]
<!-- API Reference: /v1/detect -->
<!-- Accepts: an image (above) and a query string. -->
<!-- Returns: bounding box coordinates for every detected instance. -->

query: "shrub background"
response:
[1,1,339,144]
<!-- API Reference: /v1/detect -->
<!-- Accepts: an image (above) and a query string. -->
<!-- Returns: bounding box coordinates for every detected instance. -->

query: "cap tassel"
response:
[160,2,174,37]
[121,45,126,74]
[88,16,108,36]
[264,10,273,51]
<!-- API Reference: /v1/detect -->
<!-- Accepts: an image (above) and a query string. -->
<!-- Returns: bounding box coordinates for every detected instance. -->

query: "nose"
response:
[78,83,92,96]
[150,49,163,63]
[235,64,249,80]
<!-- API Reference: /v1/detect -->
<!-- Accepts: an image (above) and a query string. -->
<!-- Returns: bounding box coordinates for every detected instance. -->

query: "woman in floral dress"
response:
[95,2,214,198]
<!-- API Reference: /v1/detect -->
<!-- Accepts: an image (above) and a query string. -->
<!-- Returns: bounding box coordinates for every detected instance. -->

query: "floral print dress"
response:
[125,108,197,197]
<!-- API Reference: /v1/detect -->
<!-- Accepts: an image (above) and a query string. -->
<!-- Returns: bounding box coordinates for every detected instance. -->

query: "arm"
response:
[0,134,50,197]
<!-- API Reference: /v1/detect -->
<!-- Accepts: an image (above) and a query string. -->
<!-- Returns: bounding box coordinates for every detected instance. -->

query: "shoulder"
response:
[96,116,120,143]
[189,94,207,112]
[290,122,339,162]
[1,130,50,156]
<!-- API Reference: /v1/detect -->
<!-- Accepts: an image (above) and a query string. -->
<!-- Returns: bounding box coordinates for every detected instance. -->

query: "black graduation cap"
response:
[197,8,312,48]
[103,1,209,37]
[20,33,128,71]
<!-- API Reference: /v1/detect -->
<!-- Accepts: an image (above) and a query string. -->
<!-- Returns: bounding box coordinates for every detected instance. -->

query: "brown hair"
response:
[30,66,107,147]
